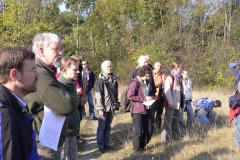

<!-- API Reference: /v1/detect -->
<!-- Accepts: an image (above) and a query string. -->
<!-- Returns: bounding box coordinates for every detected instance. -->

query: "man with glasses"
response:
[0,46,39,159]
[82,60,97,120]
[25,32,77,159]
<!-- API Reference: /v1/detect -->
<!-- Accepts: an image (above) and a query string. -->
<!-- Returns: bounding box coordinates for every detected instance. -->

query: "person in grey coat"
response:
[95,60,119,153]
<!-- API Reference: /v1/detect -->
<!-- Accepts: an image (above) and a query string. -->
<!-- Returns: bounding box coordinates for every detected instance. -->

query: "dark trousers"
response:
[151,100,164,130]
[97,111,113,149]
[132,109,153,151]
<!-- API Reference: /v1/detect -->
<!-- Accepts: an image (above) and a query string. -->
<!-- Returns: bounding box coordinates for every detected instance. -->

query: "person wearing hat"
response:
[195,98,221,124]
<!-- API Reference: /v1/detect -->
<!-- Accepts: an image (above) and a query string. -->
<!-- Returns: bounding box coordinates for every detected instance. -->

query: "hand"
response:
[99,110,104,116]
[77,89,84,97]
[169,105,175,109]
[146,96,153,101]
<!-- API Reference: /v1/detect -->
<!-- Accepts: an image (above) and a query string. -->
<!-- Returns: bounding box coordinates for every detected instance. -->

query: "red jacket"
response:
[228,106,240,123]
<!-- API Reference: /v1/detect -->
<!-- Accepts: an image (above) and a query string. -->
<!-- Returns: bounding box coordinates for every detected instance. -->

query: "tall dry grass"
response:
[93,89,240,160]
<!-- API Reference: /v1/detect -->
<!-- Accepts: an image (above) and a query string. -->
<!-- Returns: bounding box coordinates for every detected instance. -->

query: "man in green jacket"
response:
[25,32,77,159]
[58,57,80,160]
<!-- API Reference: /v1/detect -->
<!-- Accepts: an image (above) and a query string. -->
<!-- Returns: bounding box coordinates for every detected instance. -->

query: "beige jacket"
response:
[164,75,181,109]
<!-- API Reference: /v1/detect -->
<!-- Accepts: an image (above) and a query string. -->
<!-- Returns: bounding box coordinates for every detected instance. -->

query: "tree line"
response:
[0,0,240,89]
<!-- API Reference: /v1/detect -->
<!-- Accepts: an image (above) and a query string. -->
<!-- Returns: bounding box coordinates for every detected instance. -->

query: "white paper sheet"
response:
[39,106,66,151]
[143,100,156,106]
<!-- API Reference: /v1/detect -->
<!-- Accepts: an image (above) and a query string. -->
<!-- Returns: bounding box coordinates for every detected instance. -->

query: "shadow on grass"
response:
[109,113,231,160]
[110,121,133,148]
[189,147,230,160]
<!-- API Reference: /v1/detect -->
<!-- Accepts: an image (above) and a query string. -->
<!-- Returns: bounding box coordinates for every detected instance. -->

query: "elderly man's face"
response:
[102,63,112,75]
[43,42,63,68]
[139,57,148,67]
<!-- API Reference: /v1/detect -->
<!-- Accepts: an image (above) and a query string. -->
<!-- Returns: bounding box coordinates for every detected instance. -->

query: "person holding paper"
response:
[127,65,154,152]
[0,46,40,160]
[25,33,77,159]
[58,57,80,160]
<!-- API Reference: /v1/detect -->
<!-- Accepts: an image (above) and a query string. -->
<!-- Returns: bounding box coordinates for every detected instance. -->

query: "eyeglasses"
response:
[47,46,63,53]
[82,63,87,65]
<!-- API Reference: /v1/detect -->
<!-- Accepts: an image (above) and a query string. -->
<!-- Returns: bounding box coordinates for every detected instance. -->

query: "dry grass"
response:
[79,89,240,160]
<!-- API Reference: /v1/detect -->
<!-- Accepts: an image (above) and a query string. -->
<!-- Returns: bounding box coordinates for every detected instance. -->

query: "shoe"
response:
[90,116,98,120]
[136,148,146,153]
[105,145,113,150]
[99,147,105,153]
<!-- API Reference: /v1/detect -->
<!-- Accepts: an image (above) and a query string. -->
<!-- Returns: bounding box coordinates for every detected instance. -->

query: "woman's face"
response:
[141,74,150,81]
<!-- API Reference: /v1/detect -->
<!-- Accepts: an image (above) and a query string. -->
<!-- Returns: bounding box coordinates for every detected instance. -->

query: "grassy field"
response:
[79,89,240,160]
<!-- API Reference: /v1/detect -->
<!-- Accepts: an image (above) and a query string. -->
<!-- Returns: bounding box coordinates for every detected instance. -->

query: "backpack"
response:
[120,79,140,113]
[193,97,208,108]
[229,91,240,109]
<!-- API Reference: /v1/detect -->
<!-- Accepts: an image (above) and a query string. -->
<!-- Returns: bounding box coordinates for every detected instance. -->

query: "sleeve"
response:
[95,80,105,111]
[229,61,240,80]
[88,69,95,91]
[127,80,146,102]
[189,78,193,99]
[229,61,240,93]
[42,80,77,116]
[164,76,174,106]
[204,99,214,112]
[114,81,119,102]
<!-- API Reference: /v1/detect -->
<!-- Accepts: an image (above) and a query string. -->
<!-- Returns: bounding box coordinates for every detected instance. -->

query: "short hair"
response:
[137,55,147,66]
[171,62,182,69]
[60,57,79,71]
[71,55,82,63]
[0,46,35,83]
[82,60,88,64]
[32,32,61,57]
[101,60,112,71]
[215,100,222,107]
[137,66,152,77]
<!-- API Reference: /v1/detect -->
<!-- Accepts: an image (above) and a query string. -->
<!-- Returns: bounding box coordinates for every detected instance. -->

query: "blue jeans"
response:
[197,110,216,124]
[97,111,113,149]
[180,100,194,127]
[82,90,95,117]
[235,114,240,147]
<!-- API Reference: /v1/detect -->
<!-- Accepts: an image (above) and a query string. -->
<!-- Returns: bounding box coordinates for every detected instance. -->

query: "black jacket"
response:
[0,84,39,160]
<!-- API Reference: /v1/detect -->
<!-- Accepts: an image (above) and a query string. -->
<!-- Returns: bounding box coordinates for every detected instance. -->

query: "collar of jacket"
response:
[58,74,74,87]
[0,84,25,118]
[98,72,117,82]
[36,58,57,75]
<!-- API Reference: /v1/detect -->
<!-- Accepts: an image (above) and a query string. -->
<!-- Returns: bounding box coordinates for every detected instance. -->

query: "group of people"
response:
[0,32,117,159]
[126,55,222,151]
[1,31,240,160]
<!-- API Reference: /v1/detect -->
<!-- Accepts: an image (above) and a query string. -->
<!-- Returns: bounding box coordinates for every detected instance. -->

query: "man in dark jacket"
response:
[82,60,97,120]
[95,60,119,153]
[25,32,77,159]
[0,46,40,160]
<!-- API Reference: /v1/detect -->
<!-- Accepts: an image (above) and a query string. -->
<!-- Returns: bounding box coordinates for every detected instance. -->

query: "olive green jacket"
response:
[25,58,77,149]
[58,74,80,136]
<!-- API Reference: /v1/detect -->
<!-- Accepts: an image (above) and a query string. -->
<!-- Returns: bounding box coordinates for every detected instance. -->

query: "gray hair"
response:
[137,55,147,66]
[101,60,112,71]
[32,32,61,57]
